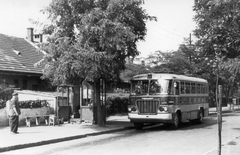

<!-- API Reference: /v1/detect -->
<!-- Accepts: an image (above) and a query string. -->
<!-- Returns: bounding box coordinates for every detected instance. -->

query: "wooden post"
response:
[56,96,58,117]
[96,79,104,126]
[67,87,70,123]
[238,83,240,109]
[101,79,106,124]
[93,82,97,124]
[80,84,83,115]
[217,85,222,155]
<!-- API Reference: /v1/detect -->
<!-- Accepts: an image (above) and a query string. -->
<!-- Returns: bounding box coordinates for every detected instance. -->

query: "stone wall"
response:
[0,107,52,126]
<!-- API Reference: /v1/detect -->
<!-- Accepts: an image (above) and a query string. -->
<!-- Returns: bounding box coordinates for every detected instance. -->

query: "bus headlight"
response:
[158,106,168,112]
[128,105,137,112]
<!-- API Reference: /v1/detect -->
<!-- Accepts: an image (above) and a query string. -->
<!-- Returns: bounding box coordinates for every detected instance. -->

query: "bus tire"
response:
[196,109,204,124]
[134,123,143,130]
[171,112,181,129]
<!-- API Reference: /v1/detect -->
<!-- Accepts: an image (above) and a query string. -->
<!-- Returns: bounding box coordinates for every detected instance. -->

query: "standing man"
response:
[8,92,21,134]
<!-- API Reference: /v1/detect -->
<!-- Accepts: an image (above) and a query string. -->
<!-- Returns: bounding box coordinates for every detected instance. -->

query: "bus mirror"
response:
[174,82,177,88]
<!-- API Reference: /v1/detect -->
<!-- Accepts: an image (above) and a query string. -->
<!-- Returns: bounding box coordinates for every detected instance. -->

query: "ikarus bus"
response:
[128,73,209,130]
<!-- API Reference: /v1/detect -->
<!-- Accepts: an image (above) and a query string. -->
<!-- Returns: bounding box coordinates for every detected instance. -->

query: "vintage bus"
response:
[128,73,209,130]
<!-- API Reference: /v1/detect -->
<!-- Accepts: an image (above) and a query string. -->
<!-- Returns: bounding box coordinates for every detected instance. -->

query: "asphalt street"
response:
[1,110,240,155]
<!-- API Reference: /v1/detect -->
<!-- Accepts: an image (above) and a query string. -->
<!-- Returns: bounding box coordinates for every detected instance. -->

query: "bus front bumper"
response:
[128,113,173,123]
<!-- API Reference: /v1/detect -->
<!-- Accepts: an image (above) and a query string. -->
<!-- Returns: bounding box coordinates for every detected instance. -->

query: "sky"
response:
[0,0,196,58]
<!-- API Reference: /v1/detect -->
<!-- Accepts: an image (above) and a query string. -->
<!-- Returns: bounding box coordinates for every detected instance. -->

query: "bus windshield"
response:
[131,79,171,95]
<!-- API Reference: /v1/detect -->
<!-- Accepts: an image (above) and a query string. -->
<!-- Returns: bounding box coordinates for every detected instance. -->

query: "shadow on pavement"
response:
[134,117,220,132]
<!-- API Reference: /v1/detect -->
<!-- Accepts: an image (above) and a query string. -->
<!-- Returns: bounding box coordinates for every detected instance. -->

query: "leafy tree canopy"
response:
[193,0,240,98]
[146,50,193,75]
[194,0,240,59]
[36,0,156,86]
[120,62,151,82]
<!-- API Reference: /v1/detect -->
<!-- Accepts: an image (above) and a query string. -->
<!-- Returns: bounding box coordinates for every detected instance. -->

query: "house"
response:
[0,28,51,91]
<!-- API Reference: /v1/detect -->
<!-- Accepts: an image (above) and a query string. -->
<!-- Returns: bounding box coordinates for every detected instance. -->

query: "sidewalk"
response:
[209,104,240,115]
[0,115,134,153]
[207,104,240,155]
[206,135,240,155]
[0,105,239,153]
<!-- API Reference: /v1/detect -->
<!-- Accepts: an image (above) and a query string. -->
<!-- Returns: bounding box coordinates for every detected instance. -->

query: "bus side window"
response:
[191,83,195,94]
[180,82,185,94]
[168,80,173,95]
[174,81,179,95]
[201,84,205,94]
[196,84,201,94]
[185,82,190,94]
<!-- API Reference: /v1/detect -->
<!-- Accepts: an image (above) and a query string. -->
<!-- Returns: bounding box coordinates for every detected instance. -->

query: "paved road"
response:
[1,111,240,155]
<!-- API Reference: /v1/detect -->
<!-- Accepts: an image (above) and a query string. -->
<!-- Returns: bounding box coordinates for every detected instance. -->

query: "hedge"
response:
[1,95,129,116]
[106,96,129,116]
[0,100,50,109]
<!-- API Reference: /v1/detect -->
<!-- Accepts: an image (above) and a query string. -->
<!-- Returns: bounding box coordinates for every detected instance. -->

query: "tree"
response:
[36,0,155,126]
[0,82,15,101]
[193,0,240,101]
[146,50,193,75]
[120,63,152,82]
[193,0,240,154]
[194,0,240,58]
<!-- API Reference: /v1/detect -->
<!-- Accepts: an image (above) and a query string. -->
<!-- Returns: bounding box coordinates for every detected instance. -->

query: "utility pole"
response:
[189,33,192,64]
[217,85,222,155]
[189,33,192,45]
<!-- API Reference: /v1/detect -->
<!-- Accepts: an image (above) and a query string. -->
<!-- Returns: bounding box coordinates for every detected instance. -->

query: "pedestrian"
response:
[8,92,21,134]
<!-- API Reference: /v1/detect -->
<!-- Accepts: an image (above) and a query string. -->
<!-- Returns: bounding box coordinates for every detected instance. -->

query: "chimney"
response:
[27,28,34,42]
[39,34,43,43]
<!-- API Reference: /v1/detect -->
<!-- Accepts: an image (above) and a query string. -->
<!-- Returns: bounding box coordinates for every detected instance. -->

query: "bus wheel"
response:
[196,109,203,124]
[134,123,143,130]
[172,112,181,129]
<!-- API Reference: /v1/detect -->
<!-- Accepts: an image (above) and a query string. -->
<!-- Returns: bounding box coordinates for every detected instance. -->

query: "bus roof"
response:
[131,73,208,83]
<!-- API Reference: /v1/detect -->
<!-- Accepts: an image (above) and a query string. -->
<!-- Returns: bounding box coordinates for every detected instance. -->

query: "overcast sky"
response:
[0,0,196,58]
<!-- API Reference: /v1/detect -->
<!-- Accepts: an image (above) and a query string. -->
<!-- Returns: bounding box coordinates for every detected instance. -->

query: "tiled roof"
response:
[0,33,44,74]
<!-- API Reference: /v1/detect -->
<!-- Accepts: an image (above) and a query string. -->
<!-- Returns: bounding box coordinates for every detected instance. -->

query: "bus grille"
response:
[136,100,159,114]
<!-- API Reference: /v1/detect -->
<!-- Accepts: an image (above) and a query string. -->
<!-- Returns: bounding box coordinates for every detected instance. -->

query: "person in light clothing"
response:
[8,92,21,134]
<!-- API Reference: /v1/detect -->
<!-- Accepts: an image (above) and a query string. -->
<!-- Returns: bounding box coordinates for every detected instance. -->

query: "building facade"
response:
[0,28,51,91]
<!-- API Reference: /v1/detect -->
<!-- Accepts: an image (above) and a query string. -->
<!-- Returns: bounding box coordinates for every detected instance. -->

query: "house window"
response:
[34,35,40,38]
[82,86,92,106]
[22,79,27,89]
[32,85,38,90]
[14,79,19,88]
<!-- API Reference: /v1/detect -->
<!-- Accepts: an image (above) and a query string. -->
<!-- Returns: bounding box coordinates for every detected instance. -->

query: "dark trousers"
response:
[9,116,19,133]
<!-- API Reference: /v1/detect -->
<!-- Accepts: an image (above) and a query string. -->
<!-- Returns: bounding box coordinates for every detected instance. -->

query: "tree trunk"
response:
[73,86,80,117]
[94,79,105,127]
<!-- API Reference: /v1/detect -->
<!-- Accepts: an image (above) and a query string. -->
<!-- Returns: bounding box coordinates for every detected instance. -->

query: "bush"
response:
[19,100,50,109]
[106,96,129,116]
[0,100,50,109]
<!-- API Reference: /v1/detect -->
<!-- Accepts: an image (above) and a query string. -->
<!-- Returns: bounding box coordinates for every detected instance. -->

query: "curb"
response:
[209,108,240,116]
[0,126,134,153]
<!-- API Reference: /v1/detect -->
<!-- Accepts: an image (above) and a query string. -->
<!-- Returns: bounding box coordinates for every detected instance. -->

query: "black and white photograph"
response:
[0,0,240,155]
